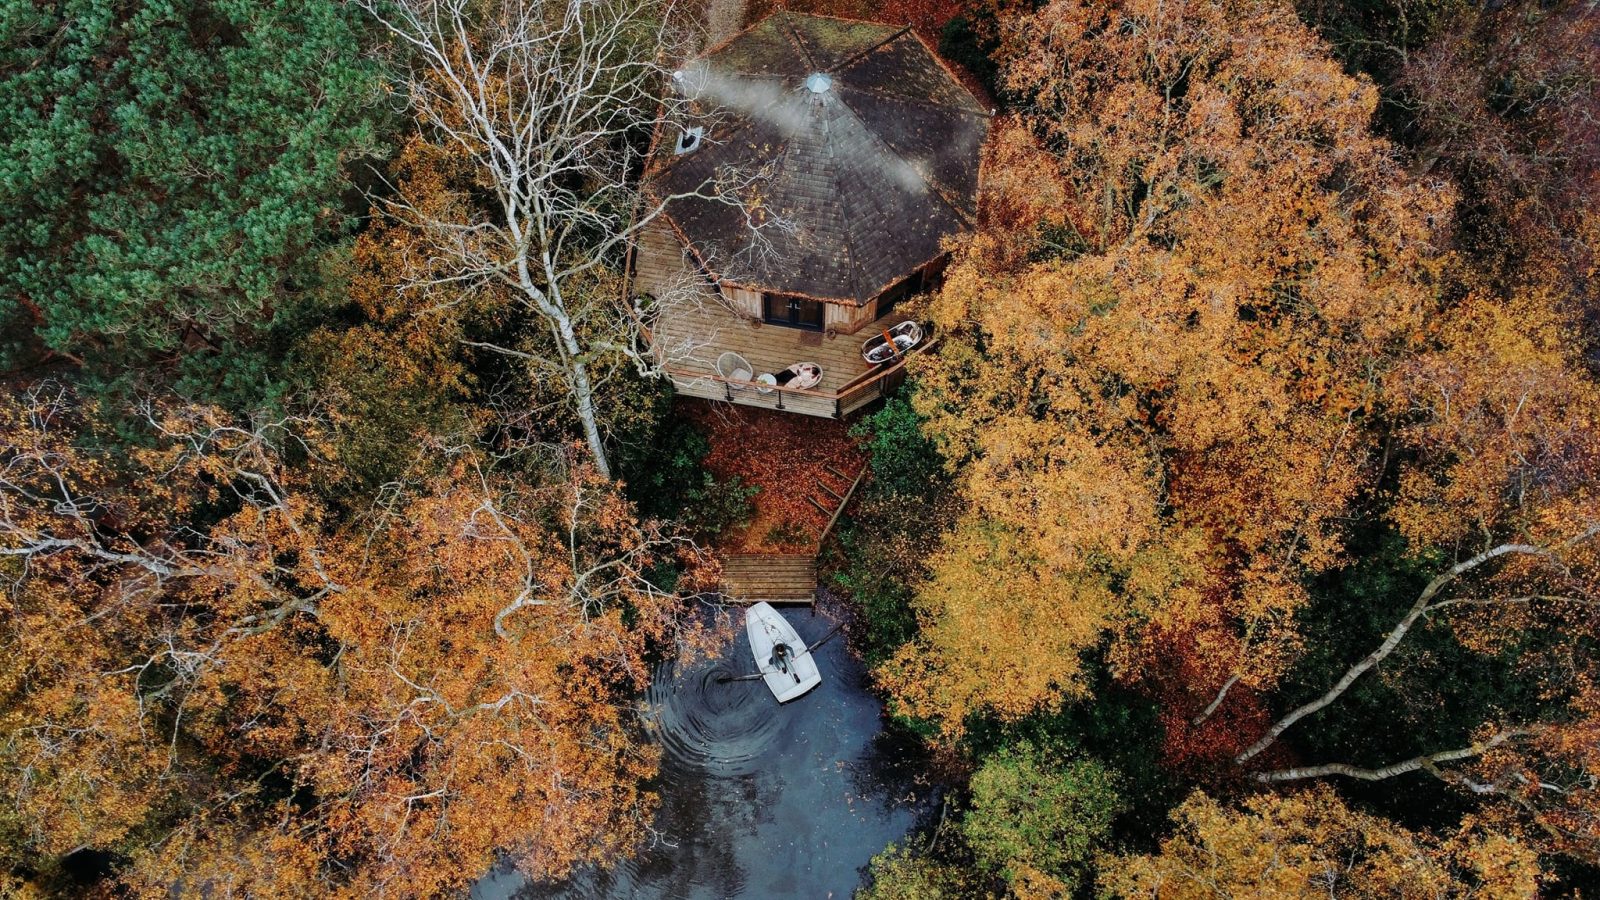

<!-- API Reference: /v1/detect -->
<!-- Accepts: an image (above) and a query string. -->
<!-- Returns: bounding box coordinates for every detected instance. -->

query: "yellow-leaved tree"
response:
[1101,787,1541,898]
[881,0,1450,739]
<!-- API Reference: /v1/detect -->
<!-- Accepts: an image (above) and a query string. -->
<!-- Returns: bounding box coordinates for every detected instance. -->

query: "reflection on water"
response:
[649,655,786,778]
[473,595,934,899]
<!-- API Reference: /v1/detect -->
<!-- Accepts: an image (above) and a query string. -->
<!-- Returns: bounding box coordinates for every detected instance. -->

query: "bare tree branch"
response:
[1254,729,1533,783]
[1236,527,1600,764]
[358,0,782,478]
[1192,673,1241,726]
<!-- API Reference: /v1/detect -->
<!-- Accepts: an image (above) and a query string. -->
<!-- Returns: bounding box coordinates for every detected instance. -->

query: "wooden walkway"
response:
[720,554,818,604]
[717,463,868,606]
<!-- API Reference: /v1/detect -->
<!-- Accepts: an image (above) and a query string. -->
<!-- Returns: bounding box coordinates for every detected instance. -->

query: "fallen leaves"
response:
[679,399,866,554]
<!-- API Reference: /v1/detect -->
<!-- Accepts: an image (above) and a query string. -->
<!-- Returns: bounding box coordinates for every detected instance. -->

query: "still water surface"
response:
[474,599,934,899]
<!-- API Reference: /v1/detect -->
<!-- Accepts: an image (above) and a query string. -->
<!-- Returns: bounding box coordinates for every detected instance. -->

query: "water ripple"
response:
[646,651,785,778]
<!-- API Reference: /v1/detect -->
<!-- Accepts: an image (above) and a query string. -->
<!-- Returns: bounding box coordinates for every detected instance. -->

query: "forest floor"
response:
[679,399,866,554]
[702,0,748,47]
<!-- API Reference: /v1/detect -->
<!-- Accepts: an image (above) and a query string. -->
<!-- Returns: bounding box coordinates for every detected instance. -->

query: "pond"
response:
[473,596,935,899]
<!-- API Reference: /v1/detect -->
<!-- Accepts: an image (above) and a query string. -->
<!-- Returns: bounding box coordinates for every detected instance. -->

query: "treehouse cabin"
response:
[633,12,989,418]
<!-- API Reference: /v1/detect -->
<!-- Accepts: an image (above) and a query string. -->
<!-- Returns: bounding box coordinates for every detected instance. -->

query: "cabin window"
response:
[875,275,916,317]
[875,260,947,317]
[762,293,824,330]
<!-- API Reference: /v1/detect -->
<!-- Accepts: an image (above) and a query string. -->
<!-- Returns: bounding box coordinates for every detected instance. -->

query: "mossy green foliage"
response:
[1,0,386,405]
[858,843,990,900]
[832,394,953,665]
[963,664,1181,853]
[851,394,946,498]
[961,741,1122,891]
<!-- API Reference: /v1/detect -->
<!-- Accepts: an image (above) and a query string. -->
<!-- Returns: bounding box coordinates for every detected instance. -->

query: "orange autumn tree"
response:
[295,135,494,496]
[1100,787,1541,898]
[0,383,717,895]
[881,0,1449,737]
[1226,287,1600,859]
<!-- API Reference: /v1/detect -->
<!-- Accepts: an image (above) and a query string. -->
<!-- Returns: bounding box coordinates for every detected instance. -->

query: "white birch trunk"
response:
[360,0,778,479]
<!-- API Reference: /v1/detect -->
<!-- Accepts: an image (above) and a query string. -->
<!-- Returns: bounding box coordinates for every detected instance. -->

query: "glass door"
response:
[794,297,824,329]
[763,293,825,330]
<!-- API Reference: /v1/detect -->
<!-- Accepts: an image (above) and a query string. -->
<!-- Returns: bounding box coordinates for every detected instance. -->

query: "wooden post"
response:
[819,464,869,548]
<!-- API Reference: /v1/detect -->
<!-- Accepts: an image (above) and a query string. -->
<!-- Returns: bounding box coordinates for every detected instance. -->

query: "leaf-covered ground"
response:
[679,400,866,554]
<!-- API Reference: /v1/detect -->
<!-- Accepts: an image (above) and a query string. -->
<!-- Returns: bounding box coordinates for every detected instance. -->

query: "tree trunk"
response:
[557,316,611,479]
[1235,540,1545,764]
[1254,730,1528,783]
[572,364,610,480]
[516,256,614,480]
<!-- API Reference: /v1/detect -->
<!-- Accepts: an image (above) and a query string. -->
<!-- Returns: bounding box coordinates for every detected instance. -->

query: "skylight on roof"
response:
[674,126,703,155]
[804,72,833,94]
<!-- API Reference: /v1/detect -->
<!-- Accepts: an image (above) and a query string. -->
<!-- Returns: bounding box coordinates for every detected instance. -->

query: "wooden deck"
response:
[651,293,918,418]
[720,553,817,604]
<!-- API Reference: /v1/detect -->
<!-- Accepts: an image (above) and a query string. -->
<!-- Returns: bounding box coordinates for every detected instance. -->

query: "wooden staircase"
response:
[720,553,818,604]
[716,462,869,606]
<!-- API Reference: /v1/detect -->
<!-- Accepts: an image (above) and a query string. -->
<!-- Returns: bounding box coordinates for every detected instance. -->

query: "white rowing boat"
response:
[744,602,822,702]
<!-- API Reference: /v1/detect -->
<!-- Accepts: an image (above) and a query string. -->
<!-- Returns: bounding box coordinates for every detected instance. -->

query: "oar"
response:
[715,621,847,683]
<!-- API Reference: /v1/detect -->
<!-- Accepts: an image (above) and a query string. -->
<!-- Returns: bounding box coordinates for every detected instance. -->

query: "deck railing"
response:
[662,331,938,419]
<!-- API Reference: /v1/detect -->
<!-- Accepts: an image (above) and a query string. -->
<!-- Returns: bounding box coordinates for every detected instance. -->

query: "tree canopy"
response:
[888,0,1451,735]
[861,0,1600,887]
[1102,787,1541,898]
[0,385,718,894]
[0,0,384,401]
[4,0,1600,892]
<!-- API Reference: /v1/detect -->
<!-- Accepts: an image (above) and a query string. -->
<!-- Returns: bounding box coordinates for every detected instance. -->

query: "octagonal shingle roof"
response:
[647,13,989,306]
